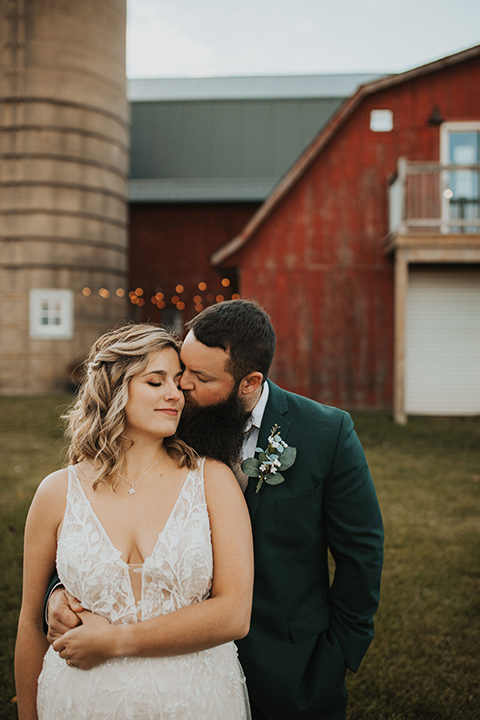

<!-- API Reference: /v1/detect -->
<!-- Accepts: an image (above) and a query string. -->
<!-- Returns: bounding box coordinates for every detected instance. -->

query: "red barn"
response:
[211,45,480,422]
[127,74,379,329]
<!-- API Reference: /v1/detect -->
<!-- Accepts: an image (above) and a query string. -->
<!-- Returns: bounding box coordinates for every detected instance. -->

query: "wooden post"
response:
[394,249,408,424]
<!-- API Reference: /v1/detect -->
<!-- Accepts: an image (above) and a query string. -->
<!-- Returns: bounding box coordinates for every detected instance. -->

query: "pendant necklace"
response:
[119,452,166,495]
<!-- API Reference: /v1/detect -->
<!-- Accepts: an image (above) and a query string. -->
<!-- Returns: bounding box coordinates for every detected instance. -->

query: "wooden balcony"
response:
[385,158,480,261]
[384,159,480,423]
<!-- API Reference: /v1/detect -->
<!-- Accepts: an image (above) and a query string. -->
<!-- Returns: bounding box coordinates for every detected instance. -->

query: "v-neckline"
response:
[70,464,193,566]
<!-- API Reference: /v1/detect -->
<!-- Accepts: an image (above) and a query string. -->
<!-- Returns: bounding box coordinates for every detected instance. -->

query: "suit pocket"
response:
[276,485,321,511]
[288,604,330,643]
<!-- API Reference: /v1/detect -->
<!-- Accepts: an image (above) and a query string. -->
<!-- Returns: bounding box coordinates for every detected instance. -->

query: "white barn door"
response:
[405,268,480,415]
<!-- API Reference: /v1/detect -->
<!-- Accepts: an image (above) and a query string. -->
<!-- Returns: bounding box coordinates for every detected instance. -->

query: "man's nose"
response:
[180,371,194,390]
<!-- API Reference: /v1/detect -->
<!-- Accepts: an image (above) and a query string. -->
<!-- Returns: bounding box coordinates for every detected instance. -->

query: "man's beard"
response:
[177,387,250,469]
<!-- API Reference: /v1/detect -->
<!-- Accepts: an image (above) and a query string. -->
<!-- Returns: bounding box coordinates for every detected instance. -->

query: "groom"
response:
[47,300,384,720]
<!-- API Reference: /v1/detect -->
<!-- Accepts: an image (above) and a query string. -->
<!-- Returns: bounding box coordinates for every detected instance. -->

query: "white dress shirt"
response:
[242,381,269,461]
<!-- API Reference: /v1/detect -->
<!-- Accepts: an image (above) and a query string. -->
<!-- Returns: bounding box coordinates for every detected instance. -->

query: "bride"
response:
[15,323,253,720]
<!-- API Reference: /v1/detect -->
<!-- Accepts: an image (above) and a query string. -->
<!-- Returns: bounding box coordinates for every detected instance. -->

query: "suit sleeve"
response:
[42,571,62,635]
[323,412,384,672]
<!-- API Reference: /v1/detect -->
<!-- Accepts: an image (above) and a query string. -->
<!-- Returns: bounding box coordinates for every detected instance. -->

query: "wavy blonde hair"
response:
[64,323,198,490]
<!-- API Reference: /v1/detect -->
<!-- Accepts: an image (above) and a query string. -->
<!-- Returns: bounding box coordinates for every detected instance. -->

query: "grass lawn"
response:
[1,396,479,719]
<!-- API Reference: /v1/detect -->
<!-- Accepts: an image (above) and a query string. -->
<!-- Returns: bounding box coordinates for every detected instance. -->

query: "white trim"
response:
[440,122,480,231]
[29,289,74,340]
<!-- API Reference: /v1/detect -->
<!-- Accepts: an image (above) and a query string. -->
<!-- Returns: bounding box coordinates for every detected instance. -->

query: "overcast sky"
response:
[126,0,480,79]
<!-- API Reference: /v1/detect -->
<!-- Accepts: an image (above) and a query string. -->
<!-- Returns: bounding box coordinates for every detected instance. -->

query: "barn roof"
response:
[210,44,480,266]
[128,74,382,203]
[128,74,381,102]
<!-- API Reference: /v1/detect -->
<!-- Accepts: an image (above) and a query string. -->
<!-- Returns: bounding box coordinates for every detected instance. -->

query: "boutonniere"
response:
[241,424,297,494]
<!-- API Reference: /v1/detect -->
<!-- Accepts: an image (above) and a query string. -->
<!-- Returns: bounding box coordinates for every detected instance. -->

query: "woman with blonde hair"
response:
[15,323,253,720]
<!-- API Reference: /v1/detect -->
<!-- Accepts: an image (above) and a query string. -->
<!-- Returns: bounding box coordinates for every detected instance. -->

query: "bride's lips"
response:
[156,408,179,416]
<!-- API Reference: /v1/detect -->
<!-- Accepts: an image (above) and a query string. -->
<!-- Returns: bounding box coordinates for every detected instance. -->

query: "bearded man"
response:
[46,300,384,720]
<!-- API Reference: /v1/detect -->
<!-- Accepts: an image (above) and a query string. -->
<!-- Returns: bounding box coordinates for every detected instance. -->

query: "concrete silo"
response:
[0,0,129,393]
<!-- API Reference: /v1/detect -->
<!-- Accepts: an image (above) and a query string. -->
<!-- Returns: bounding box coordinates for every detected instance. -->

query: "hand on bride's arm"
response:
[47,587,84,643]
[52,610,117,670]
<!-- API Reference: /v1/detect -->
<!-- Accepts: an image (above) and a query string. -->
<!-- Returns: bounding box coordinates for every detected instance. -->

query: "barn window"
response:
[370,109,393,132]
[29,289,74,339]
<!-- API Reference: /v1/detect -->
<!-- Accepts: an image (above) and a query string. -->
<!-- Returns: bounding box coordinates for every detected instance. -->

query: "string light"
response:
[78,280,241,310]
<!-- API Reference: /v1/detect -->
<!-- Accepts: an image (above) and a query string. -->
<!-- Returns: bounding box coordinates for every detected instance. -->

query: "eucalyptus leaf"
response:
[279,446,297,470]
[241,458,261,477]
[264,472,285,485]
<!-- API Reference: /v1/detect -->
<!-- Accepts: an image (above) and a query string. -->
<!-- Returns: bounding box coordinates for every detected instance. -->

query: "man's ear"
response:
[238,372,264,397]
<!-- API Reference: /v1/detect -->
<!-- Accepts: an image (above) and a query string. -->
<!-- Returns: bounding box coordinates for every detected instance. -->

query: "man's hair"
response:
[186,300,276,383]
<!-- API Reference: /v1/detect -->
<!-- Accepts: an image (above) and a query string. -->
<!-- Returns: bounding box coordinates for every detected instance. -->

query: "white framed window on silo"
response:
[29,289,74,339]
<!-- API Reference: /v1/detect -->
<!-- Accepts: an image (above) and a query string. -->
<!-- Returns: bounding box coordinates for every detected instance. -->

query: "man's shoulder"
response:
[267,381,348,423]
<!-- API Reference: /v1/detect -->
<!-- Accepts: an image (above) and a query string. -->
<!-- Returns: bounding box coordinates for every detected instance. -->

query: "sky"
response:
[126,0,480,79]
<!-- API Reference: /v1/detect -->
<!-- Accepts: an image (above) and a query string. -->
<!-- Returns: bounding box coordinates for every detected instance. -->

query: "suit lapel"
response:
[244,382,291,522]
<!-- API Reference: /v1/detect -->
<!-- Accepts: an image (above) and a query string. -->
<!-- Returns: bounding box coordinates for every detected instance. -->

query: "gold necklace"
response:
[119,452,166,495]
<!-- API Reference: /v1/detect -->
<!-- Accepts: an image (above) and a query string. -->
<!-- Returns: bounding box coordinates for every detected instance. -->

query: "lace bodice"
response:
[39,458,250,719]
[56,460,213,625]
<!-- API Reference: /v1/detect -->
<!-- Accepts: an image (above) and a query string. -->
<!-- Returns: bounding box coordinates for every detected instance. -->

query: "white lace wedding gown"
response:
[37,460,251,719]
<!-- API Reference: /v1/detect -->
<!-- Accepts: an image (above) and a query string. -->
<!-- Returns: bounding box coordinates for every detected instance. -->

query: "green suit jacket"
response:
[236,382,384,719]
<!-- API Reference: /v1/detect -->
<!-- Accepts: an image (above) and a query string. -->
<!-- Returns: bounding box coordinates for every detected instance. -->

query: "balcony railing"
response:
[389,158,480,235]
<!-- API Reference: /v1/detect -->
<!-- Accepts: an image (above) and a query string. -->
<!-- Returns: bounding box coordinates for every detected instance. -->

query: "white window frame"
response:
[440,121,480,232]
[29,289,74,339]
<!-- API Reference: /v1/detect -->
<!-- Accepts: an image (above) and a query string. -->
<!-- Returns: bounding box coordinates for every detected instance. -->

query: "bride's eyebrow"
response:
[142,369,167,377]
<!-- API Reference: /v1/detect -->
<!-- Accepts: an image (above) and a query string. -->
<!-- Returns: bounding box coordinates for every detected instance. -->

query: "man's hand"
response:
[46,587,83,643]
[52,610,116,670]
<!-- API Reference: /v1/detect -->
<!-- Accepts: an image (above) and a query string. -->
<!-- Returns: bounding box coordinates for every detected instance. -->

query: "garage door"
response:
[405,268,480,415]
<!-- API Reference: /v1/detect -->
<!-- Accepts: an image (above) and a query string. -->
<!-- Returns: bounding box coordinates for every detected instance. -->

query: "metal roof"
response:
[128,74,384,203]
[128,74,382,102]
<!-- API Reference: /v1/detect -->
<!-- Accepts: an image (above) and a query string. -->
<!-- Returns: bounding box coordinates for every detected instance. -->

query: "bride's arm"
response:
[15,470,67,720]
[53,460,253,668]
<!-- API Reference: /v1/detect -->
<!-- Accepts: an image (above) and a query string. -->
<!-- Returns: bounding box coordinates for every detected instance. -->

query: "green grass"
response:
[1,398,479,719]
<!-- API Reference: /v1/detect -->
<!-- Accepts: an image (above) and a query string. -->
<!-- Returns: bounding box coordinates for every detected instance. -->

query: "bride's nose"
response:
[165,383,182,402]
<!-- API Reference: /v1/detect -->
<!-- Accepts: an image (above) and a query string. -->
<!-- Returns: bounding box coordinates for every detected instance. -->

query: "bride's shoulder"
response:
[36,467,69,498]
[203,457,233,478]
[202,458,242,498]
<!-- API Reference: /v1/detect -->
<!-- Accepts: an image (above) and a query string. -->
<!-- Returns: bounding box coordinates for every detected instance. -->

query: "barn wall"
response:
[128,202,259,322]
[230,56,480,409]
